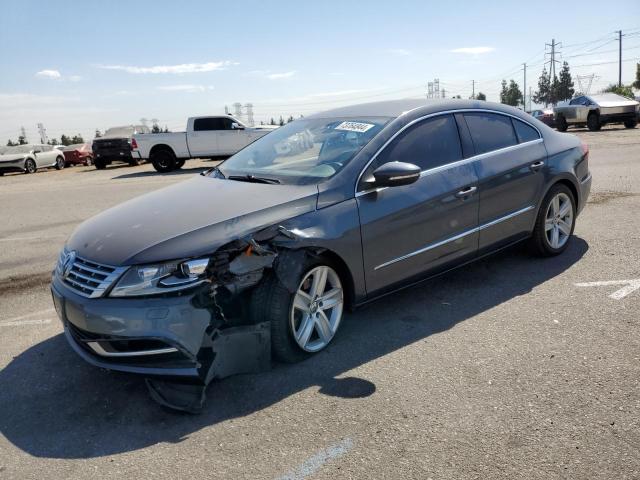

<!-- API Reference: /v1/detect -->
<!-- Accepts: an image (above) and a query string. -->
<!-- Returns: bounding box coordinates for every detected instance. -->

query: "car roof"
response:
[306,98,532,121]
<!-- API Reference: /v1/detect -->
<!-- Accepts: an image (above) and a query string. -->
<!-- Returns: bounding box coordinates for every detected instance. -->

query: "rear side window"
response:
[512,119,540,143]
[464,113,518,155]
[374,114,462,171]
[194,118,225,131]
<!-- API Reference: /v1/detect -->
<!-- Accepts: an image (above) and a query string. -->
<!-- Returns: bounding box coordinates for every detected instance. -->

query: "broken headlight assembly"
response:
[110,258,210,297]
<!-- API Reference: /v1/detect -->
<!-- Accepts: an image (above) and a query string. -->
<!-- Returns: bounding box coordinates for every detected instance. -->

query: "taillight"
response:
[580,141,589,157]
[131,138,138,150]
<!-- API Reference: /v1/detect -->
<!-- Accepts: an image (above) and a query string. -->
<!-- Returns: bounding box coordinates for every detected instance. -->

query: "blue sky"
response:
[1,0,638,142]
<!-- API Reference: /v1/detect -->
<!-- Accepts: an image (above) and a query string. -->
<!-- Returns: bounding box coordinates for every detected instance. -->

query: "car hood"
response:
[67,175,319,265]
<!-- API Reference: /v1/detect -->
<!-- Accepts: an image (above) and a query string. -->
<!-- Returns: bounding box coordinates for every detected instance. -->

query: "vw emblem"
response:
[62,251,77,279]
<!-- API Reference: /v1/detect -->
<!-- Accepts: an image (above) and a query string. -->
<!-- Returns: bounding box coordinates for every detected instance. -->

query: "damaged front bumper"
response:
[51,275,271,412]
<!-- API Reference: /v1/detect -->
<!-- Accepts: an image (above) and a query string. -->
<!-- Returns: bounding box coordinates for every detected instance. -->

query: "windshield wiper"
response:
[227,174,281,184]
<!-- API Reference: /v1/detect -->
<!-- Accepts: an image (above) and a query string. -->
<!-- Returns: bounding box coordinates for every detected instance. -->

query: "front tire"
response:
[151,150,176,173]
[529,184,576,256]
[252,258,345,363]
[55,156,65,170]
[587,113,601,131]
[556,116,568,132]
[24,158,37,174]
[624,118,638,129]
[94,158,107,170]
[175,159,186,169]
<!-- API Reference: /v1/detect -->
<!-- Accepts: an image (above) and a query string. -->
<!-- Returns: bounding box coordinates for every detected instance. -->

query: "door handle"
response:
[455,186,477,198]
[530,161,545,171]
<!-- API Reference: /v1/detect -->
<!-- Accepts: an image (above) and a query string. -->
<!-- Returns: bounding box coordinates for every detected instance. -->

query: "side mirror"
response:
[231,122,244,130]
[369,161,421,188]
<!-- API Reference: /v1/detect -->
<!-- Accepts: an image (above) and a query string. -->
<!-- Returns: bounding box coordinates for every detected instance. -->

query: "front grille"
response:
[56,250,127,298]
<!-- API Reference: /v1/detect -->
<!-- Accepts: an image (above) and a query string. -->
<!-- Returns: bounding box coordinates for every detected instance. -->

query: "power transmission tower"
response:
[224,105,230,115]
[545,38,562,105]
[576,74,597,95]
[140,118,148,126]
[244,103,254,126]
[426,79,441,98]
[233,102,243,120]
[37,123,48,144]
[20,126,27,143]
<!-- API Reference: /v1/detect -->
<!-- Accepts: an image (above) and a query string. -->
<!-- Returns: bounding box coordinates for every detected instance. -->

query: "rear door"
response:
[188,117,222,157]
[462,112,546,252]
[357,113,480,296]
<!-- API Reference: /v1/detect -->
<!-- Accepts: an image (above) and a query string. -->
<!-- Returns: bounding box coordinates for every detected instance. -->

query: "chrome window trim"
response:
[355,108,543,196]
[373,205,535,271]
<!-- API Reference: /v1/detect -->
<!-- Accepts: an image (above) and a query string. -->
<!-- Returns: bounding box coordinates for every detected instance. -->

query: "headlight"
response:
[110,258,210,297]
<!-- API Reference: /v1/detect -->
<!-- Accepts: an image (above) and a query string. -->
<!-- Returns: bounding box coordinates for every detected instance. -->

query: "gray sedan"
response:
[0,144,65,175]
[51,99,591,411]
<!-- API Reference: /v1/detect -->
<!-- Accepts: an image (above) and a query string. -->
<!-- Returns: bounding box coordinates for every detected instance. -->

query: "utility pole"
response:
[529,87,532,112]
[522,63,527,111]
[545,38,562,105]
[37,123,48,144]
[471,80,475,99]
[618,30,623,87]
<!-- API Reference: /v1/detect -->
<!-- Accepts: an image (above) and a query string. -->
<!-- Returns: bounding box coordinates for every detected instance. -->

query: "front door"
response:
[357,114,480,296]
[188,117,221,157]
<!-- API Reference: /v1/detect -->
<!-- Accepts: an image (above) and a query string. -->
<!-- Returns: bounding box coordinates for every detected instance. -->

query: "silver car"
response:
[553,93,639,131]
[0,144,65,175]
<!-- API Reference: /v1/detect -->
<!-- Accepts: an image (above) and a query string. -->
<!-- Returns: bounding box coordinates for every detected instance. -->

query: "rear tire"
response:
[55,156,65,170]
[624,118,638,129]
[151,150,176,173]
[529,184,576,257]
[94,158,107,170]
[556,116,568,132]
[587,113,601,131]
[24,158,37,174]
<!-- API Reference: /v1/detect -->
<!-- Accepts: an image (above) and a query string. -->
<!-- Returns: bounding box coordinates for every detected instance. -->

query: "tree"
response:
[632,63,640,90]
[163,126,170,133]
[48,138,59,146]
[500,79,523,107]
[6,139,17,146]
[475,92,487,101]
[18,135,27,145]
[453,94,462,99]
[602,84,635,98]
[95,129,102,138]
[60,134,71,146]
[278,116,285,126]
[555,62,575,102]
[151,123,161,133]
[71,134,84,144]
[533,67,552,106]
[286,115,294,123]
[269,117,276,126]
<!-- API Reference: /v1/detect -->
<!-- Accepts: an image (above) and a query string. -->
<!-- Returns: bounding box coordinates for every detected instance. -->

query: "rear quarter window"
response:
[464,113,518,155]
[512,119,540,143]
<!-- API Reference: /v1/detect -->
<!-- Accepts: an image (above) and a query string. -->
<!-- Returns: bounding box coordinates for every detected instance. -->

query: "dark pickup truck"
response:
[92,125,150,169]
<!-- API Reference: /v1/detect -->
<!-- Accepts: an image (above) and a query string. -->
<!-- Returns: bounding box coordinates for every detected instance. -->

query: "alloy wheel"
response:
[545,192,573,249]
[290,266,344,352]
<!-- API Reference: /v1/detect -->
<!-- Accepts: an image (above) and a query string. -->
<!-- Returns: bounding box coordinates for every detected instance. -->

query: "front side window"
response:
[512,119,540,143]
[215,116,391,185]
[367,114,462,178]
[464,113,518,155]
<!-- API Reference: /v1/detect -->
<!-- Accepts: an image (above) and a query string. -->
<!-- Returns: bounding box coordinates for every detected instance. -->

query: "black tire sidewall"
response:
[151,151,176,172]
[25,159,36,173]
[557,116,568,132]
[587,113,600,131]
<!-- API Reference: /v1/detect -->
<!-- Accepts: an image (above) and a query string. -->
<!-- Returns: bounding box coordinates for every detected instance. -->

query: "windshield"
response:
[215,116,391,185]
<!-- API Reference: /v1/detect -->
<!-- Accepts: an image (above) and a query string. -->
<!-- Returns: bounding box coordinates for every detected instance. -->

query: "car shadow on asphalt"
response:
[0,237,588,459]
[112,166,210,179]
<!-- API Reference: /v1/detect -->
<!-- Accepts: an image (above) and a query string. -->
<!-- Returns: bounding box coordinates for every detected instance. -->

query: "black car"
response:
[92,125,150,169]
[51,99,591,411]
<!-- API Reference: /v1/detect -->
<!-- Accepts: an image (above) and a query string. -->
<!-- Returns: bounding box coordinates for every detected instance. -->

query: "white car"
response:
[0,144,65,175]
[132,116,278,172]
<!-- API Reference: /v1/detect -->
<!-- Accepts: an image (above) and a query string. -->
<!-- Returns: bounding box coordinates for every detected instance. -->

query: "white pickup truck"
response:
[132,115,278,172]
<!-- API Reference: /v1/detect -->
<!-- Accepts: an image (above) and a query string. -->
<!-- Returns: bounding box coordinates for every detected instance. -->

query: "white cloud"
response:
[451,46,495,55]
[98,61,233,74]
[157,84,215,92]
[68,75,83,82]
[267,71,297,80]
[386,48,411,56]
[35,69,61,79]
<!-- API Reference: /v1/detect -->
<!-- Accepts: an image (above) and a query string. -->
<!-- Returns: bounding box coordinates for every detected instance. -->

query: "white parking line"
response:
[0,318,52,327]
[0,234,66,242]
[575,279,640,300]
[276,438,353,480]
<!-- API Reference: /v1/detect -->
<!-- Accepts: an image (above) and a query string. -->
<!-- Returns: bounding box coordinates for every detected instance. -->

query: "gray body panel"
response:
[52,98,591,386]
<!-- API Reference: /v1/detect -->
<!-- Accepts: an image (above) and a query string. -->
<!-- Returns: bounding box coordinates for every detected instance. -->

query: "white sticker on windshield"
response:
[335,121,375,133]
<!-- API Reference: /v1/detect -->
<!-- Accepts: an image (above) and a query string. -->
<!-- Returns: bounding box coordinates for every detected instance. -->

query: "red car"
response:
[61,143,93,166]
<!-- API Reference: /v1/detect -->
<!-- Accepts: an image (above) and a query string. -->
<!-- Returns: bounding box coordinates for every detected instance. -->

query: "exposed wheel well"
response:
[554,179,579,207]
[149,144,176,158]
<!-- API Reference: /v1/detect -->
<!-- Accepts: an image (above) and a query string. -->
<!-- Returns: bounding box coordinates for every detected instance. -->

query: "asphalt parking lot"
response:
[0,126,639,479]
